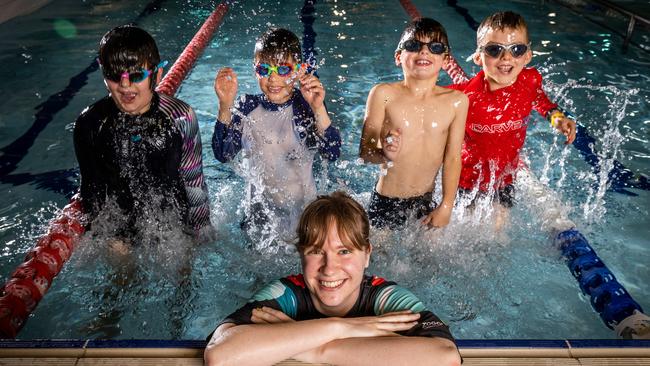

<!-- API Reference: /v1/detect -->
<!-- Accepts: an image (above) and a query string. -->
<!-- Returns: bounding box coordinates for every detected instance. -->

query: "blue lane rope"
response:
[0,0,168,182]
[442,1,648,193]
[555,229,644,329]
[300,0,318,77]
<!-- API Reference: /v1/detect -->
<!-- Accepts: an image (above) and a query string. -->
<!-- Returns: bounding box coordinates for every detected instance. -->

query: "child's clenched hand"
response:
[298,68,325,110]
[555,116,576,144]
[382,128,402,162]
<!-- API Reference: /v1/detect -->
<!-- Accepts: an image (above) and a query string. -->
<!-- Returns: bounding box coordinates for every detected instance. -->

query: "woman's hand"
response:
[251,306,295,324]
[337,310,420,338]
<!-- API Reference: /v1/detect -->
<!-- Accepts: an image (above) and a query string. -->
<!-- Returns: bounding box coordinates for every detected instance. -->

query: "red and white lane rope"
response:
[157,2,229,96]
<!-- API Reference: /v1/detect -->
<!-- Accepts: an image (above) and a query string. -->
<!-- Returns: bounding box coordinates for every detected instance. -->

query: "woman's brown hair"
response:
[296,192,370,253]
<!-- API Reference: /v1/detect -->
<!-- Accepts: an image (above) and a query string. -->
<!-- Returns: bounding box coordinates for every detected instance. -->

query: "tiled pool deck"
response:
[0,339,649,365]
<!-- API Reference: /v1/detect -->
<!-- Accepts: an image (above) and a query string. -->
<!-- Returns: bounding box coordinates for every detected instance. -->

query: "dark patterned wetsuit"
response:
[73,92,211,239]
[209,274,455,342]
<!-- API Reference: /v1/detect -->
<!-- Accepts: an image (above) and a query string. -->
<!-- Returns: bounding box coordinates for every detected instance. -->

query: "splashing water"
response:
[542,77,639,223]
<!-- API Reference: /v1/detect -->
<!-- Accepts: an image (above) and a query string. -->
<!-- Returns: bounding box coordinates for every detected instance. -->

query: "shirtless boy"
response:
[360,18,468,229]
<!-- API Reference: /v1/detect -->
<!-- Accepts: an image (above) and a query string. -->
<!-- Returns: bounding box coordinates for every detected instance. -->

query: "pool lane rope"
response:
[397,0,649,339]
[517,169,649,339]
[0,2,230,339]
[156,2,229,95]
[300,0,319,76]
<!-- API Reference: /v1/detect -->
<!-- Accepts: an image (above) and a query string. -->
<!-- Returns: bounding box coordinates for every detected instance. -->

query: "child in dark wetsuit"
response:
[73,25,214,244]
[204,192,461,366]
[212,28,341,239]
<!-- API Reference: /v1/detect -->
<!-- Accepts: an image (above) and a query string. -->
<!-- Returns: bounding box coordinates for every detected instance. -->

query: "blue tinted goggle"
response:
[103,60,168,83]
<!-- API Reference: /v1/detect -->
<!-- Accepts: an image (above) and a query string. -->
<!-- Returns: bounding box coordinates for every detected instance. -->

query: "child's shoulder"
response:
[518,67,543,83]
[370,82,402,96]
[78,96,112,121]
[158,92,192,112]
[436,85,469,105]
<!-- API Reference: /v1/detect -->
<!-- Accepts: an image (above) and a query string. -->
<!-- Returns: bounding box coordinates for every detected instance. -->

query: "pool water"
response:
[0,0,648,340]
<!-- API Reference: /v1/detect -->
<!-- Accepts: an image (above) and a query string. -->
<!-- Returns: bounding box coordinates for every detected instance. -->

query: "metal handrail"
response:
[590,0,650,52]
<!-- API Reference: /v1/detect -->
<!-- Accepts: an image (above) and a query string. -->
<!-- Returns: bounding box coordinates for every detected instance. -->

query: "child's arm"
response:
[212,67,243,163]
[204,311,422,366]
[73,111,106,225]
[304,335,460,366]
[214,67,238,124]
[299,71,331,134]
[360,84,393,164]
[532,71,576,144]
[298,72,342,161]
[421,92,468,228]
[177,105,214,241]
[547,108,576,145]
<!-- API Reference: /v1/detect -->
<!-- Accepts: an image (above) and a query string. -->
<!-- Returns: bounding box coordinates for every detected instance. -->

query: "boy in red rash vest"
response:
[447,11,576,214]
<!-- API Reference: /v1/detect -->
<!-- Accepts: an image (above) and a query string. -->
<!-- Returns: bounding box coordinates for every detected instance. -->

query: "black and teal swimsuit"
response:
[73,92,212,239]
[211,274,455,341]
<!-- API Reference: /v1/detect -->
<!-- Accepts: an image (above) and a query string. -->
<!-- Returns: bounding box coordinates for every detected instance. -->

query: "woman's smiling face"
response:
[301,221,371,317]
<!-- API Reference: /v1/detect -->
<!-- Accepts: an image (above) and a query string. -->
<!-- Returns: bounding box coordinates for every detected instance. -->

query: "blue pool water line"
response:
[300,0,319,77]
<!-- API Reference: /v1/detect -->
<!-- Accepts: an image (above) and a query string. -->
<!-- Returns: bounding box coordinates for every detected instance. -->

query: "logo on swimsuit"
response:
[421,320,445,329]
[469,116,529,134]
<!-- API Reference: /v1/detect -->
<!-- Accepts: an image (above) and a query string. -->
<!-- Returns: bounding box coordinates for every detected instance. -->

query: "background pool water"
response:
[0,0,648,340]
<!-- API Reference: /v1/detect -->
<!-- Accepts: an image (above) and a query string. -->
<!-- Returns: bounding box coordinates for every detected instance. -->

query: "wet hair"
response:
[476,11,529,45]
[254,28,302,64]
[98,25,161,90]
[296,192,370,253]
[396,17,450,54]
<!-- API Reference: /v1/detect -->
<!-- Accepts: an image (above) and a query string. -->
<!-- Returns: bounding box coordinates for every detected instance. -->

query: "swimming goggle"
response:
[104,61,168,83]
[400,39,448,55]
[479,43,530,58]
[254,63,303,77]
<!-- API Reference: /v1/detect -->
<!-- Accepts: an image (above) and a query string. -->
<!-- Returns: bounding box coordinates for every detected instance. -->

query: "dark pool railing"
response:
[592,0,650,52]
[0,2,230,339]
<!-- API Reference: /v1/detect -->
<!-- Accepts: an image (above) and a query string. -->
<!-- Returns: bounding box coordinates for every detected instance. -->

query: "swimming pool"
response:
[0,0,648,340]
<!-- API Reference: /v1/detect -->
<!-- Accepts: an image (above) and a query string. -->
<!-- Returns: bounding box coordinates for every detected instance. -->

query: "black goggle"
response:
[401,39,448,55]
[479,43,530,58]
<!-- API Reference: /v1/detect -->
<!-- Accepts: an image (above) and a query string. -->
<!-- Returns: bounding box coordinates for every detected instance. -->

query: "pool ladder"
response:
[547,0,650,53]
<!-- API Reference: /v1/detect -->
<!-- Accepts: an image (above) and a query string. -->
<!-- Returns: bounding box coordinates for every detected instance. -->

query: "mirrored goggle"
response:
[480,43,529,58]
[104,60,168,83]
[401,39,448,55]
[255,63,300,77]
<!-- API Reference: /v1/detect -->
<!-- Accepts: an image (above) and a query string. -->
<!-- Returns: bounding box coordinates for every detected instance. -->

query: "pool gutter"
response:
[1,339,649,361]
